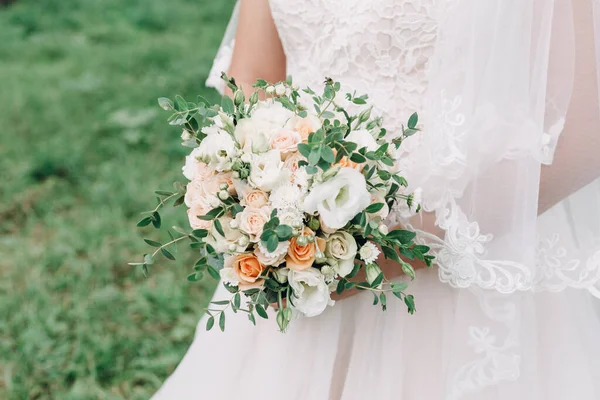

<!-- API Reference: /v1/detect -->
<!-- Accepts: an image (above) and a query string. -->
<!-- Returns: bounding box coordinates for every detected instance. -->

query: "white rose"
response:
[182,148,216,181]
[325,231,358,277]
[288,268,334,317]
[345,129,379,152]
[204,216,243,253]
[248,150,290,192]
[197,131,238,171]
[234,119,270,153]
[303,168,371,230]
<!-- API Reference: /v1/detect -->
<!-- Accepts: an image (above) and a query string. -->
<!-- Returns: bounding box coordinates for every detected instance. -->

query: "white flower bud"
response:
[296,235,308,247]
[181,129,192,141]
[229,219,239,229]
[292,84,299,91]
[366,263,383,286]
[237,235,249,247]
[275,84,286,96]
[218,190,229,200]
[320,265,334,279]
[233,90,245,106]
[273,267,289,284]
[208,196,221,208]
[232,171,240,179]
[228,243,237,252]
[240,153,252,163]
[378,224,389,235]
[219,183,229,191]
[292,228,300,237]
[266,86,275,95]
[315,252,326,263]
[306,235,315,243]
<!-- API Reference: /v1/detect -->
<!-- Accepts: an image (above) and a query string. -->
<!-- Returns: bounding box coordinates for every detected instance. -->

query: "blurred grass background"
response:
[0,0,233,398]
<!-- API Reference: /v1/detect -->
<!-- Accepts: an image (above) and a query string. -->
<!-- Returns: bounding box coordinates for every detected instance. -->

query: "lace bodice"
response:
[268,0,442,133]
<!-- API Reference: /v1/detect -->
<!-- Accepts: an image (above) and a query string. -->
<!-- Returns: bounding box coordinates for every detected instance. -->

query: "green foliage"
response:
[0,0,235,398]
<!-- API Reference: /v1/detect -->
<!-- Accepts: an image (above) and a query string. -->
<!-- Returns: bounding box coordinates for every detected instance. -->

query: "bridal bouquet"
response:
[131,75,432,332]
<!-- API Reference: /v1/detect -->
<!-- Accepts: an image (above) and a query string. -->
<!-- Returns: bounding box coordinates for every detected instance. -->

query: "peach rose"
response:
[236,206,270,242]
[291,115,322,142]
[244,189,269,208]
[282,151,305,176]
[270,129,302,158]
[187,202,212,230]
[232,253,266,290]
[286,228,326,271]
[203,172,236,196]
[184,178,205,208]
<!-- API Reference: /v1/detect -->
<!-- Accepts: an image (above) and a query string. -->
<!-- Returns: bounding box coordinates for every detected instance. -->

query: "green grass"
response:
[0,0,233,398]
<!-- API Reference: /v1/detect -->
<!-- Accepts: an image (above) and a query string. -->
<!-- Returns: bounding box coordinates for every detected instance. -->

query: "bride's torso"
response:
[268,0,445,132]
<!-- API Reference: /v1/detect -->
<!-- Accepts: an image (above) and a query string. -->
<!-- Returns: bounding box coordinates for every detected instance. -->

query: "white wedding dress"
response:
[153,1,600,399]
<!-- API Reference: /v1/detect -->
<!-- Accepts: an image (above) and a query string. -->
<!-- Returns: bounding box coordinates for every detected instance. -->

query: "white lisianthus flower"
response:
[248,150,290,192]
[324,231,358,277]
[288,268,334,317]
[320,265,336,282]
[345,129,379,152]
[303,168,371,230]
[359,242,381,265]
[234,119,270,154]
[197,131,238,171]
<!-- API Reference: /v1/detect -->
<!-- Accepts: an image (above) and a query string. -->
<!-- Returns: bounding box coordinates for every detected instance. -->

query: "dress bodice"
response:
[268,0,443,133]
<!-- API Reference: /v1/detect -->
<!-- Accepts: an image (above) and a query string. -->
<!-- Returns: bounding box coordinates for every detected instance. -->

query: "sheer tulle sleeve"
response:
[205,2,239,94]
[400,0,600,294]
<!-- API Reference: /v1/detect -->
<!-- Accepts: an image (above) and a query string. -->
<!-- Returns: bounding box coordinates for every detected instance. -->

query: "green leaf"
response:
[413,245,431,254]
[391,282,409,292]
[308,146,321,165]
[206,316,215,331]
[386,229,416,245]
[211,300,230,305]
[346,262,361,279]
[365,203,384,214]
[141,264,149,277]
[256,304,268,319]
[173,195,185,207]
[381,245,401,263]
[352,97,367,105]
[187,272,203,282]
[192,229,209,238]
[266,233,279,253]
[213,219,225,237]
[221,95,235,114]
[370,272,384,288]
[137,217,152,227]
[379,293,387,311]
[297,110,308,118]
[207,265,221,280]
[275,225,293,241]
[144,239,162,248]
[404,294,416,314]
[321,111,335,119]
[233,293,241,309]
[372,292,379,305]
[231,204,244,218]
[219,312,226,332]
[336,279,346,295]
[402,262,416,280]
[197,207,224,221]
[297,143,312,160]
[158,97,173,110]
[306,165,318,174]
[349,153,367,163]
[151,212,161,229]
[399,247,415,260]
[247,313,256,326]
[161,248,176,261]
[320,145,335,163]
[407,112,418,129]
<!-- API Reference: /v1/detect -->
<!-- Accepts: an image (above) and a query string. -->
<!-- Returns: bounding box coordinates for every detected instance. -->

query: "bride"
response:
[153,0,600,399]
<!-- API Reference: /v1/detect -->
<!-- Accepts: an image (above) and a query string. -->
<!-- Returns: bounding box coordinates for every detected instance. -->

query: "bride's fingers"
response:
[270,298,287,310]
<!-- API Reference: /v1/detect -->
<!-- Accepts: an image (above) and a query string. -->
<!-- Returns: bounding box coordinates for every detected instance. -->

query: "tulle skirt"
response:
[152,267,600,400]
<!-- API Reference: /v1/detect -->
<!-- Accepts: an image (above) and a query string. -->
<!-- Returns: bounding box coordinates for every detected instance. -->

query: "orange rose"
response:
[286,228,326,271]
[292,115,322,142]
[233,253,266,290]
